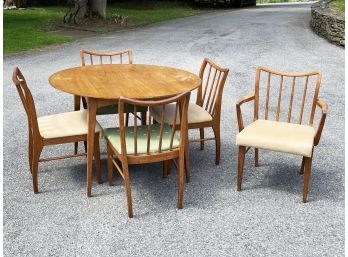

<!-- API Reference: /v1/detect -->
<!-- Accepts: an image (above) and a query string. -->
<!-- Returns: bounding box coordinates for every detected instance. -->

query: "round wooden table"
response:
[49,64,201,196]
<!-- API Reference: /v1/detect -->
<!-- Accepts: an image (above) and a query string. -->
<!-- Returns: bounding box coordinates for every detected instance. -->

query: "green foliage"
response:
[329,0,345,13]
[4,7,73,54]
[4,3,207,54]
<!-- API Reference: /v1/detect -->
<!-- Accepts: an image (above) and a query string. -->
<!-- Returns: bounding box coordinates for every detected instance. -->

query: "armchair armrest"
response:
[314,99,328,146]
[236,93,255,132]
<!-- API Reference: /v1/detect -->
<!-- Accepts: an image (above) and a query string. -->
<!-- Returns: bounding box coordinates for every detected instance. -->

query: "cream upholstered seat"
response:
[236,119,315,157]
[151,103,212,125]
[235,66,328,203]
[104,123,179,155]
[151,59,229,165]
[12,67,102,194]
[38,110,102,139]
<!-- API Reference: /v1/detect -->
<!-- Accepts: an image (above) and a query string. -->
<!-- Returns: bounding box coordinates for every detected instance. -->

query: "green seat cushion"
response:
[96,104,148,116]
[104,123,180,155]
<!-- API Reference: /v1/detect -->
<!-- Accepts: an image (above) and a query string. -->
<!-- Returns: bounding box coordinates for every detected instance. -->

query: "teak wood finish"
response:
[78,49,134,110]
[106,91,190,218]
[12,67,102,193]
[76,49,144,153]
[49,64,201,197]
[236,66,328,202]
[184,58,229,165]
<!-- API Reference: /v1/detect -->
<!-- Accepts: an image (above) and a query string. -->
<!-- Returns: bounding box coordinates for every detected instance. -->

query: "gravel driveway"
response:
[3,3,344,257]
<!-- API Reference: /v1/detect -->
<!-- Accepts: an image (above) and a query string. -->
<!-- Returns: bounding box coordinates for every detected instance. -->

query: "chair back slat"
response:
[208,71,222,114]
[147,109,152,154]
[12,67,40,138]
[81,49,133,66]
[276,75,283,121]
[202,65,212,103]
[287,77,296,122]
[197,58,229,118]
[299,76,309,124]
[133,105,138,155]
[169,103,179,150]
[255,67,321,125]
[158,105,166,153]
[265,73,271,120]
[118,91,190,156]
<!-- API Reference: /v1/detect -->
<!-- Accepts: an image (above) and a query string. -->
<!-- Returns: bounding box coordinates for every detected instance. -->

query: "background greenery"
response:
[4,3,205,54]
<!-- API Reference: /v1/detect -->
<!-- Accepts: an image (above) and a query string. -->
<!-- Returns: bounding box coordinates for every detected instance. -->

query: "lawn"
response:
[4,7,73,54]
[329,0,345,13]
[4,3,205,54]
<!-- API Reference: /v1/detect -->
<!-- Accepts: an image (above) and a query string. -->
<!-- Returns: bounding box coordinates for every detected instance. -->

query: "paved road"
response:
[3,4,344,257]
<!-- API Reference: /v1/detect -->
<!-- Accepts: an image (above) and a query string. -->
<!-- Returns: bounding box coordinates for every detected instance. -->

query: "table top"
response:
[49,64,201,100]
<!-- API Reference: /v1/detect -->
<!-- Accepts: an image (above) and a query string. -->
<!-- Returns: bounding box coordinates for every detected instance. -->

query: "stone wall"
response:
[310,4,345,46]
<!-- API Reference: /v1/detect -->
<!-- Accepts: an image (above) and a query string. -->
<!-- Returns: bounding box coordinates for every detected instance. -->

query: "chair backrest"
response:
[197,58,229,119]
[12,67,40,138]
[254,67,321,126]
[80,49,133,66]
[118,91,191,156]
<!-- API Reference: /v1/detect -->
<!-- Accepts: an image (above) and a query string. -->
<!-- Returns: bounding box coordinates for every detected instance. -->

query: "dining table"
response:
[48,64,201,197]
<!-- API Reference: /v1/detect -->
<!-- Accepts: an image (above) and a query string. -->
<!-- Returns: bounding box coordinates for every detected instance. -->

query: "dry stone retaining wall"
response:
[311,4,345,46]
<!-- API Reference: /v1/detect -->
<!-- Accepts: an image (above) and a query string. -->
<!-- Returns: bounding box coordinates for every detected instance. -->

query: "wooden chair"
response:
[79,49,145,118]
[75,49,147,153]
[104,91,191,218]
[12,67,103,193]
[236,66,327,202]
[151,58,229,165]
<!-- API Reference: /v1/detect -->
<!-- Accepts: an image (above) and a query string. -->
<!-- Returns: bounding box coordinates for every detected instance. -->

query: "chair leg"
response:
[74,142,78,155]
[31,145,42,193]
[300,157,305,174]
[122,161,133,218]
[212,125,221,165]
[199,128,204,150]
[74,95,81,155]
[255,148,259,167]
[303,156,313,203]
[82,97,88,109]
[177,154,185,209]
[106,142,113,186]
[126,113,130,127]
[141,111,147,125]
[184,145,190,183]
[83,141,87,153]
[28,132,33,174]
[163,160,170,178]
[94,134,102,184]
[237,146,246,191]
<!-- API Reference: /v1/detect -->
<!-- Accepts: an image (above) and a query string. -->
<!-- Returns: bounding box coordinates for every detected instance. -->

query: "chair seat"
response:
[236,119,316,157]
[104,123,180,155]
[38,110,102,139]
[151,103,212,125]
[96,104,148,116]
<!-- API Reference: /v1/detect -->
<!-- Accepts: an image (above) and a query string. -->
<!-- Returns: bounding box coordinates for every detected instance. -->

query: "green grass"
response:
[257,0,313,3]
[4,4,205,54]
[106,5,204,26]
[329,0,345,13]
[4,7,73,54]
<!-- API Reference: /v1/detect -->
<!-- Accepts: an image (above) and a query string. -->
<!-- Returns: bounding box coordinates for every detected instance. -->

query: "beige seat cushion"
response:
[104,123,179,155]
[38,110,102,139]
[236,119,315,157]
[151,103,212,125]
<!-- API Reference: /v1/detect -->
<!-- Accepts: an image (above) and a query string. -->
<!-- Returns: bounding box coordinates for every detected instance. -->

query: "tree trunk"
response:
[74,0,88,20]
[4,0,27,7]
[90,0,107,18]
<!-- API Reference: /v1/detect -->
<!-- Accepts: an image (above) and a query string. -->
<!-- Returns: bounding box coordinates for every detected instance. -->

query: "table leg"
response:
[87,98,97,197]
